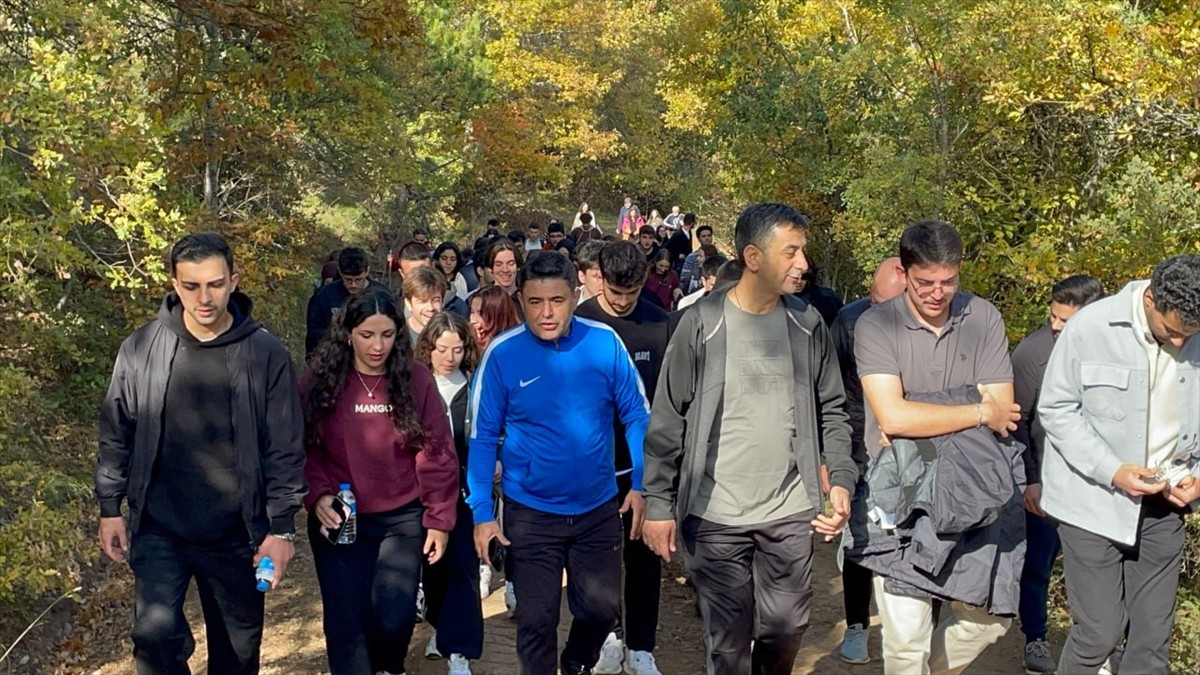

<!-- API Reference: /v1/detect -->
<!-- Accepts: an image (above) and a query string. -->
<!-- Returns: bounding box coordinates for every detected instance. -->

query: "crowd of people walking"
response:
[94,198,1200,675]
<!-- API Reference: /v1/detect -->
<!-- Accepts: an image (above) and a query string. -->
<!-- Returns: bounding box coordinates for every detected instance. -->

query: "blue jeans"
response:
[1019,509,1061,641]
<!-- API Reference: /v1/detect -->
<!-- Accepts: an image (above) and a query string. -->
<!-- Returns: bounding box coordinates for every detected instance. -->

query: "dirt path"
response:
[78,528,1042,674]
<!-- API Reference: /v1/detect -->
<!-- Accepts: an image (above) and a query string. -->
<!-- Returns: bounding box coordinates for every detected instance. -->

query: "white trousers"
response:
[873,576,1011,675]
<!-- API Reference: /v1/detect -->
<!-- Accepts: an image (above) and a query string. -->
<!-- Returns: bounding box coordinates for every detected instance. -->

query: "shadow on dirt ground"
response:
[71,525,1045,674]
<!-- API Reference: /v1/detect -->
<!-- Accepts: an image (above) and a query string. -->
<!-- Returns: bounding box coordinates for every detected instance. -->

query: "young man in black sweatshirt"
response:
[305,246,388,359]
[572,241,674,675]
[95,232,306,675]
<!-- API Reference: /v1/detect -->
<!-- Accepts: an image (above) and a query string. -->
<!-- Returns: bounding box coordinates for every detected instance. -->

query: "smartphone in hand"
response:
[487,537,507,573]
[319,497,350,545]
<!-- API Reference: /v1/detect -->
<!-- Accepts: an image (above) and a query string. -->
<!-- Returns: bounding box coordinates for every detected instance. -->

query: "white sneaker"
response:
[504,581,517,619]
[447,654,471,675]
[424,629,441,659]
[479,563,493,599]
[1100,645,1123,675]
[624,649,661,675]
[593,632,624,674]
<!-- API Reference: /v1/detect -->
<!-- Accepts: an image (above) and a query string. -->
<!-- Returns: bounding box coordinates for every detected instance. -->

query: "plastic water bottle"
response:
[255,557,274,592]
[337,482,357,545]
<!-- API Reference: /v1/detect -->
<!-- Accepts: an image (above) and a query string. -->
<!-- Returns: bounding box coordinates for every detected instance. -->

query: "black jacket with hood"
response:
[94,291,307,544]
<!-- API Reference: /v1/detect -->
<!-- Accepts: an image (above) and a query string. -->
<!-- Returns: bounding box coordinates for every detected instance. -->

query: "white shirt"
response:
[1129,280,1182,467]
[435,369,468,409]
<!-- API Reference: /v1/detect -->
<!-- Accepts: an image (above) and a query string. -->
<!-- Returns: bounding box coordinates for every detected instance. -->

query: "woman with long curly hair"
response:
[467,285,520,350]
[302,289,459,675]
[412,312,484,672]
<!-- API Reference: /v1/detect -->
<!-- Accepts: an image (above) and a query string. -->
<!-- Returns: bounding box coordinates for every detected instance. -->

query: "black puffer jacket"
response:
[94,291,307,544]
[845,385,1026,614]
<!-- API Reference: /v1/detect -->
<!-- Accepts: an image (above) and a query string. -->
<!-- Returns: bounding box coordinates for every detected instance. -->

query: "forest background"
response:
[2,0,1199,671]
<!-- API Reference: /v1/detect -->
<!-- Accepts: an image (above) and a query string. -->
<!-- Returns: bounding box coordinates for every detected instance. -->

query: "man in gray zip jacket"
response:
[641,203,856,675]
[1039,254,1200,674]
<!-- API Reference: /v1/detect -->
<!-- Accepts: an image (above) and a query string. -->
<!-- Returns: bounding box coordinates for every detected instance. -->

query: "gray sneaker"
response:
[839,623,870,664]
[1024,639,1056,674]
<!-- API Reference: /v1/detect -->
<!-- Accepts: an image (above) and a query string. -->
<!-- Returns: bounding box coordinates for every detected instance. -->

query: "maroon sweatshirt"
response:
[303,363,459,532]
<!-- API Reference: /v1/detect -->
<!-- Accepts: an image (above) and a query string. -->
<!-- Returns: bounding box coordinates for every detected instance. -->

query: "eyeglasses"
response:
[910,277,959,297]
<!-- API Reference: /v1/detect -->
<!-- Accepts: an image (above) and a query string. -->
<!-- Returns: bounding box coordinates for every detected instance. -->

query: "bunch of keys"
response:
[1139,462,1192,488]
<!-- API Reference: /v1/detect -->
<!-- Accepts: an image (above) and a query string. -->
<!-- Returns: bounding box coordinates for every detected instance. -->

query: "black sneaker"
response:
[560,657,593,675]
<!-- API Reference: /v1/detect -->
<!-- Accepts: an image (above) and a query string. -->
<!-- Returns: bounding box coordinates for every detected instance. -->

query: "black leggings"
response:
[423,499,484,658]
[842,557,874,627]
[309,505,424,675]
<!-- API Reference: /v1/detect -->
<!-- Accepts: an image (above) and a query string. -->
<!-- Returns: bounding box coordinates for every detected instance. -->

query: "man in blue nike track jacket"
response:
[467,251,651,675]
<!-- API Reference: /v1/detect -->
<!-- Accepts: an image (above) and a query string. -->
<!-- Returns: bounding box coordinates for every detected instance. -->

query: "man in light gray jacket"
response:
[1039,254,1200,674]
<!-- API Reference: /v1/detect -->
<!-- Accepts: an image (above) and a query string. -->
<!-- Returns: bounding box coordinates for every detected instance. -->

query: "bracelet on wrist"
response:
[976,403,984,428]
[269,532,297,542]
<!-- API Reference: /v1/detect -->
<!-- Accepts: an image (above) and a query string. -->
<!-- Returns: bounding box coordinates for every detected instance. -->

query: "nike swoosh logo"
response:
[519,377,540,388]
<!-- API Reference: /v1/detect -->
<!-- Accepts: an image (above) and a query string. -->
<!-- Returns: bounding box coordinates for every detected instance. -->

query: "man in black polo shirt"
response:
[572,241,673,675]
[794,252,843,326]
[1011,274,1104,674]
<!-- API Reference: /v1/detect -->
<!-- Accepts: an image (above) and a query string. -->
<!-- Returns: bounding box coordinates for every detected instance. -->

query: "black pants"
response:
[309,504,424,675]
[842,557,873,628]
[129,525,263,675]
[682,510,816,675]
[423,499,484,659]
[506,498,623,675]
[565,472,662,653]
[1057,496,1185,675]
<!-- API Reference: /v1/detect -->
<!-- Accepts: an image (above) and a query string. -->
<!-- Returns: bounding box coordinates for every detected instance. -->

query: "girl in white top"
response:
[434,242,470,301]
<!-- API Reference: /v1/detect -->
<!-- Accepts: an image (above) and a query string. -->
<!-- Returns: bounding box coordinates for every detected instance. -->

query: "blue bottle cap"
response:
[339,483,351,491]
[257,579,270,592]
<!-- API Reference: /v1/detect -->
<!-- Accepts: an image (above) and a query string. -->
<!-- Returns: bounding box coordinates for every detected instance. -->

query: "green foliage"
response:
[0,0,482,625]
[1173,518,1200,673]
[0,460,92,612]
[3,0,1200,657]
[0,364,94,614]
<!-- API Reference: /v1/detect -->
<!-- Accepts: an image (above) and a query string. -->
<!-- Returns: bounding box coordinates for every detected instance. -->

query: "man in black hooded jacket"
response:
[305,246,388,359]
[94,232,306,675]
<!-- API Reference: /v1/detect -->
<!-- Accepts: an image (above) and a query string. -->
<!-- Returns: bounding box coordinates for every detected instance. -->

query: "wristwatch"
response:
[269,532,297,542]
